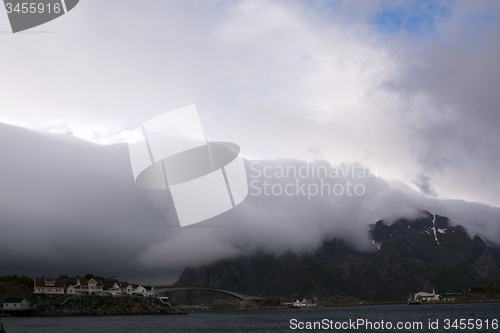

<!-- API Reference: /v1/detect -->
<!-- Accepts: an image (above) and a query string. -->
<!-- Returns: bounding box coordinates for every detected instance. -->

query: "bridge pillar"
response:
[240,295,246,310]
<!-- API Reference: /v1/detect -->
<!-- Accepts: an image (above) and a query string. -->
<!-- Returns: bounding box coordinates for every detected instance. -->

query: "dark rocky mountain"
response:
[169,211,500,303]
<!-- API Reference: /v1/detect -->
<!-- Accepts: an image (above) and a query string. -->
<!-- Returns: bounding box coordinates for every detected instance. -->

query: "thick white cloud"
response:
[1,123,499,284]
[2,1,499,207]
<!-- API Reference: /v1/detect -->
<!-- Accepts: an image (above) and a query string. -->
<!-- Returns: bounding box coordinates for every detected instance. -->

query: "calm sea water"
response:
[1,303,500,332]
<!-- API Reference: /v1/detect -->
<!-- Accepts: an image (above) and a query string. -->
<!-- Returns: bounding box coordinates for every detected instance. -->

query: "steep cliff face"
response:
[172,211,500,302]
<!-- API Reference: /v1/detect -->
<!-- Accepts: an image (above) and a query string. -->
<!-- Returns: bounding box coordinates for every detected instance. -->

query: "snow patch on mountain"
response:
[432,214,441,245]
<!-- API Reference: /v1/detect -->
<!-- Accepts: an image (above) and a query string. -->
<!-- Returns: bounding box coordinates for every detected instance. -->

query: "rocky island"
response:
[32,295,186,316]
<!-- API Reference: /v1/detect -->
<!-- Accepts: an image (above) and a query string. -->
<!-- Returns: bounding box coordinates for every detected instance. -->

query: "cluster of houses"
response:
[282,295,318,307]
[2,277,157,311]
[34,277,155,297]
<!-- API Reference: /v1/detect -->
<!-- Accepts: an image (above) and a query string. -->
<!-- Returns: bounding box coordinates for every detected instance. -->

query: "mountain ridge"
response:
[171,211,500,303]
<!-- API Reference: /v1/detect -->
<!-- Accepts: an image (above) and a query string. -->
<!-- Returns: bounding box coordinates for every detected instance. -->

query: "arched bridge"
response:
[153,285,270,302]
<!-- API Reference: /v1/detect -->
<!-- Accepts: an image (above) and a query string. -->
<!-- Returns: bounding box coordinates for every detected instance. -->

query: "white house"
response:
[3,298,30,309]
[414,288,440,302]
[106,283,121,296]
[107,283,135,296]
[67,279,104,295]
[134,285,146,295]
[34,277,65,294]
[106,283,154,296]
[135,285,155,297]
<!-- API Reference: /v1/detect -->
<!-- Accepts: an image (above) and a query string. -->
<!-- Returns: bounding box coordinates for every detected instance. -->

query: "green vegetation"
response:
[0,275,33,289]
[0,275,34,300]
[470,282,500,293]
[439,282,500,303]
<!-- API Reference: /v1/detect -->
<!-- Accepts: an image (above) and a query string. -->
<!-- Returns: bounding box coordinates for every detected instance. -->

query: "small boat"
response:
[0,321,6,333]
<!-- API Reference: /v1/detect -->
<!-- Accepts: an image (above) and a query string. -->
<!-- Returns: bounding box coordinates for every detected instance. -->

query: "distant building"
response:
[414,288,439,302]
[67,278,104,295]
[107,283,121,296]
[120,283,136,295]
[34,277,65,294]
[135,285,155,297]
[3,298,30,309]
[293,296,318,307]
[106,283,154,296]
[107,283,136,296]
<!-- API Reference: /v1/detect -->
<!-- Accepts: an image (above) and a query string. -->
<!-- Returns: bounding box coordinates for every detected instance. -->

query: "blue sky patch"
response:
[372,0,454,35]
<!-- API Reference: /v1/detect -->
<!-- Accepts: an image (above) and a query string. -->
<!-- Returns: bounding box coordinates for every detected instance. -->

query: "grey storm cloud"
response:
[1,123,499,284]
[412,174,438,198]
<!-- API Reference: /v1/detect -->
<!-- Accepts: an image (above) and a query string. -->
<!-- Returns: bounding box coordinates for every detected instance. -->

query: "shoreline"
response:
[3,300,500,317]
[177,299,500,311]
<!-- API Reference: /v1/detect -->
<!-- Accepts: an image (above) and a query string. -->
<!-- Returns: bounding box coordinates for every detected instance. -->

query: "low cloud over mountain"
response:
[1,123,499,284]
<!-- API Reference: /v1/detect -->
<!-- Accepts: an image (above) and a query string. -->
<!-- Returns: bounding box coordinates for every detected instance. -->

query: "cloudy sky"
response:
[1,0,500,284]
